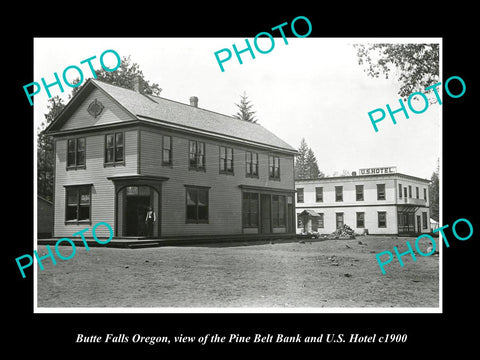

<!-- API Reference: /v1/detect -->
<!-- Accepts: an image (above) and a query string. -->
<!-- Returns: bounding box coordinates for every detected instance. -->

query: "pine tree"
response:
[305,148,321,179]
[294,138,324,180]
[37,56,161,201]
[233,91,257,123]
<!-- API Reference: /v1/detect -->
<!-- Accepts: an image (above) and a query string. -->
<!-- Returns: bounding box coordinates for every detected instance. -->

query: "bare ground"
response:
[36,235,439,309]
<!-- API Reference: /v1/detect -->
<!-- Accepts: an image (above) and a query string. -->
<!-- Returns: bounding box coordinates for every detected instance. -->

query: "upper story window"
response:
[245,151,259,178]
[189,140,206,171]
[416,186,419,199]
[269,155,280,180]
[424,188,427,201]
[105,132,124,165]
[335,186,343,202]
[67,137,86,169]
[219,146,234,174]
[377,184,386,200]
[408,185,412,198]
[399,184,402,198]
[315,187,323,202]
[162,135,172,166]
[356,185,364,201]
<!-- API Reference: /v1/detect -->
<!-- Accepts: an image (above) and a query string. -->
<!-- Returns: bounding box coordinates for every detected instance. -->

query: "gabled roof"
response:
[46,79,297,154]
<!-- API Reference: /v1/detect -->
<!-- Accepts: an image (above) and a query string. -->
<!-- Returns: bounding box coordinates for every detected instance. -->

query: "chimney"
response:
[189,96,198,107]
[133,76,143,93]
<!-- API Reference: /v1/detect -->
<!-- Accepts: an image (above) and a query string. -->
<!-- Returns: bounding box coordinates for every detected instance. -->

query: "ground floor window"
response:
[422,211,428,229]
[378,211,387,228]
[242,192,259,227]
[186,186,209,223]
[336,212,344,228]
[272,195,286,227]
[356,212,365,228]
[317,213,324,228]
[65,185,91,223]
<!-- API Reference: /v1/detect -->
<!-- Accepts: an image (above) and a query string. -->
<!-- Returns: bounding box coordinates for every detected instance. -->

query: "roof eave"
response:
[44,79,138,135]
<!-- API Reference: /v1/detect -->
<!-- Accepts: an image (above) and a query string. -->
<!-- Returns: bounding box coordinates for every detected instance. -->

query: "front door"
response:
[260,194,271,234]
[417,215,422,234]
[125,195,150,236]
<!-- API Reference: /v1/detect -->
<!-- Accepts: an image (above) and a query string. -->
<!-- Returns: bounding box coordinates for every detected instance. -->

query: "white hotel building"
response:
[295,167,431,236]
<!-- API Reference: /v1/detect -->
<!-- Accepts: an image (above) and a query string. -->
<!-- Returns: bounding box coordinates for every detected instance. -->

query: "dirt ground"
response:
[36,235,439,309]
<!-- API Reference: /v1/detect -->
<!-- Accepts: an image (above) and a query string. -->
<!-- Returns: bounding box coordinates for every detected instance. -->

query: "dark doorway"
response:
[125,195,150,236]
[416,215,421,234]
[398,211,415,234]
[260,194,271,234]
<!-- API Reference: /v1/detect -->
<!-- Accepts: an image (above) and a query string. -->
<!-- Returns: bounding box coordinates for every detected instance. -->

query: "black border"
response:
[8,6,478,355]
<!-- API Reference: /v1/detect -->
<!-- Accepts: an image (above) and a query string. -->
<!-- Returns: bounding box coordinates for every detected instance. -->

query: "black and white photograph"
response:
[8,8,478,355]
[32,37,441,311]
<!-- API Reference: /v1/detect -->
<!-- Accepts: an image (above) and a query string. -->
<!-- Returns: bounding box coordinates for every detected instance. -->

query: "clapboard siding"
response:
[47,80,297,240]
[138,126,294,236]
[60,88,133,131]
[53,130,138,237]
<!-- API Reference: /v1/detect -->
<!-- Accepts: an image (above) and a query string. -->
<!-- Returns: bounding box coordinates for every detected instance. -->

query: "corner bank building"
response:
[45,79,297,240]
[295,167,431,236]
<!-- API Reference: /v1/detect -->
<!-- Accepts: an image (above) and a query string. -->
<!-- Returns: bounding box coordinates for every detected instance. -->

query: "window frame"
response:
[378,211,387,228]
[377,183,386,200]
[356,184,364,201]
[424,188,427,201]
[315,187,323,202]
[189,140,206,171]
[66,137,86,170]
[399,183,402,198]
[336,212,344,229]
[185,185,209,223]
[317,212,324,228]
[219,146,234,175]
[242,192,259,228]
[271,195,286,228]
[104,132,125,166]
[245,151,259,178]
[356,212,365,228]
[268,155,281,180]
[65,185,92,225]
[335,186,343,202]
[162,135,173,166]
[297,188,304,203]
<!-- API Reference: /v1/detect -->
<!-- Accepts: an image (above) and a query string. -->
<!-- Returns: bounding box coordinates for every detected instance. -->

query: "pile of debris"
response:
[330,224,355,239]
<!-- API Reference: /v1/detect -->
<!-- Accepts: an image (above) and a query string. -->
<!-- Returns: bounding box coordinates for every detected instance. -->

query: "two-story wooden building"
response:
[295,167,431,236]
[44,78,297,240]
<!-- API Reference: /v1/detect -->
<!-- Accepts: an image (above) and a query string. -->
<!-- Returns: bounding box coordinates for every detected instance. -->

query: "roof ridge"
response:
[92,78,261,126]
[89,78,295,152]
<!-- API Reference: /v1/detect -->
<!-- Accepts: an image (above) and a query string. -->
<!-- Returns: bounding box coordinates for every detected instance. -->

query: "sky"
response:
[33,37,441,179]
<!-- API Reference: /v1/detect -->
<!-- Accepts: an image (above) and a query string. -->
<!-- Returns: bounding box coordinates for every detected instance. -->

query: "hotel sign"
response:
[359,166,397,175]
